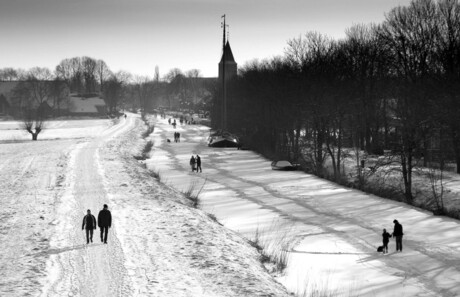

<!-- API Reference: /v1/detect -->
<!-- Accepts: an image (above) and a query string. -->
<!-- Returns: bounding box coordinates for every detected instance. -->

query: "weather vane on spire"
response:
[221,14,229,50]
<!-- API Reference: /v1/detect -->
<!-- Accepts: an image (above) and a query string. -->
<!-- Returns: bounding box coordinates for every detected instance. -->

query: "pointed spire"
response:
[220,41,236,63]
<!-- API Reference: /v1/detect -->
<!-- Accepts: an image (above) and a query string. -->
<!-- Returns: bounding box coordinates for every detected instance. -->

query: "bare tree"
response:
[103,71,131,113]
[133,75,155,114]
[433,0,460,173]
[378,0,438,203]
[0,68,20,81]
[55,58,74,88]
[24,67,54,108]
[96,59,111,93]
[82,57,98,93]
[22,108,45,141]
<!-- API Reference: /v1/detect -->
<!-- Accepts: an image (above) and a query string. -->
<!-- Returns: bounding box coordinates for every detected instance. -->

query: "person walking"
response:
[382,228,392,254]
[177,132,180,142]
[189,155,196,172]
[392,219,404,252]
[196,155,202,173]
[98,204,112,244]
[82,209,97,244]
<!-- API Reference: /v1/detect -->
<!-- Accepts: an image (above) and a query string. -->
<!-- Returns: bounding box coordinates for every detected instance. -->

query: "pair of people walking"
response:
[380,219,404,253]
[189,155,202,173]
[82,204,112,244]
[174,132,181,142]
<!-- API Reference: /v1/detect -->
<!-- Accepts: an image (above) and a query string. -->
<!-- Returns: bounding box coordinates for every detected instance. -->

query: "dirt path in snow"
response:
[42,117,135,296]
[148,116,460,297]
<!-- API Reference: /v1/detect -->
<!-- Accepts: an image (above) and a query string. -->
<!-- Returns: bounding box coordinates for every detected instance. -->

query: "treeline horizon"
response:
[0,57,208,114]
[216,0,460,203]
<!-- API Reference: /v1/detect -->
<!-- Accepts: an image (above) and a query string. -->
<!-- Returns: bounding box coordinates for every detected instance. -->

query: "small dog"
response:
[377,246,384,252]
[167,139,171,143]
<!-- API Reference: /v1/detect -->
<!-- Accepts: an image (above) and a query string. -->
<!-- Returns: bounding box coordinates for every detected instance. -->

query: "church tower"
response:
[219,41,237,82]
[217,15,237,130]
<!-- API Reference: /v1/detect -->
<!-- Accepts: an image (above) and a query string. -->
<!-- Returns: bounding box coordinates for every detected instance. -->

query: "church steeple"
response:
[217,15,237,130]
[220,41,236,64]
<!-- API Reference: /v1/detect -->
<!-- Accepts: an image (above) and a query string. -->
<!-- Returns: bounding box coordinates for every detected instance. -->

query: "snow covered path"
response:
[1,115,291,297]
[148,116,460,297]
[42,117,135,296]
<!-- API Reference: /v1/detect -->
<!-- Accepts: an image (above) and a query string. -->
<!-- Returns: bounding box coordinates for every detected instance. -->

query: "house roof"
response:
[219,41,236,64]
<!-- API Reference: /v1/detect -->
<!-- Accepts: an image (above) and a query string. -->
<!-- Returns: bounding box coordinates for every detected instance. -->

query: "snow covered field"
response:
[0,115,289,296]
[2,113,460,296]
[147,115,460,297]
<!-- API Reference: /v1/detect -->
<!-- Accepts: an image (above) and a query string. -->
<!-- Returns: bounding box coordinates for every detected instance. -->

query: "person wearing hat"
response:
[98,204,112,244]
[392,219,404,252]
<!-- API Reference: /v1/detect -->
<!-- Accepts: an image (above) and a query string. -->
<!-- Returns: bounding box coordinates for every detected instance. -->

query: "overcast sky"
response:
[0,0,411,78]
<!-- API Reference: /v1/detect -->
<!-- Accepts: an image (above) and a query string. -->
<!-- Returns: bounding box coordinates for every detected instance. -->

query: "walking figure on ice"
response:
[98,204,112,244]
[190,155,196,172]
[82,209,97,244]
[196,155,202,173]
[382,228,392,254]
[392,220,404,252]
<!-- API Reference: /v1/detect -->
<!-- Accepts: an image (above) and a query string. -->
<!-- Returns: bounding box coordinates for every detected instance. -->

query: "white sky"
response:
[0,0,411,78]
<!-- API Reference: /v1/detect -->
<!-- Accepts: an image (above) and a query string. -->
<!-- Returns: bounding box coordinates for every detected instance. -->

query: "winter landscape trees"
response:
[216,0,460,211]
[1,54,212,122]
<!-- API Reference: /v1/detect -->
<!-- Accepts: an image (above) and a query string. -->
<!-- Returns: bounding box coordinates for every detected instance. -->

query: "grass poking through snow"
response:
[182,179,206,208]
[249,219,296,274]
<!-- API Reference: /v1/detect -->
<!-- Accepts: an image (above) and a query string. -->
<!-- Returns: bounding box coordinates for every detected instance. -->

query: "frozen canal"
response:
[148,115,460,297]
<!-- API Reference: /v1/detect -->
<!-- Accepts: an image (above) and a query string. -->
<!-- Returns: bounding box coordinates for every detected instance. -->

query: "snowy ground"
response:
[0,115,289,296]
[146,115,460,297]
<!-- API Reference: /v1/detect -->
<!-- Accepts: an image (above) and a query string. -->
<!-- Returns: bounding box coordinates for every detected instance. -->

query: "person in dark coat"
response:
[196,155,202,173]
[98,204,112,244]
[382,228,392,254]
[392,219,404,252]
[190,155,196,172]
[82,209,97,244]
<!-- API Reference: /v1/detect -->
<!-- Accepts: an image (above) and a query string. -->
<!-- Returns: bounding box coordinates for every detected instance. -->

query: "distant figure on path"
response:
[168,118,171,125]
[177,132,180,142]
[174,132,178,143]
[382,228,392,254]
[82,209,97,244]
[124,114,127,119]
[196,155,202,173]
[98,204,112,244]
[190,155,196,172]
[392,220,404,252]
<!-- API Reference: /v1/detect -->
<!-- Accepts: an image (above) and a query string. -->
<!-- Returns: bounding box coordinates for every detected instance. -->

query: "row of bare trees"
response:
[222,0,460,204]
[1,62,211,118]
